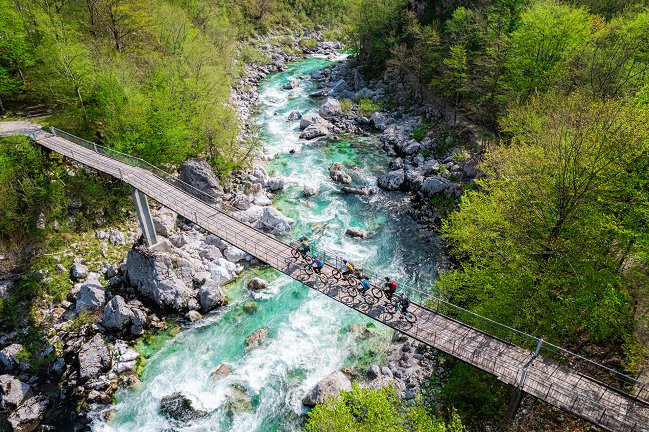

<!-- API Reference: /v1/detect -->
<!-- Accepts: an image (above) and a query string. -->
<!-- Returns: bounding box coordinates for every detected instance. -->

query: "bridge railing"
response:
[46,126,649,405]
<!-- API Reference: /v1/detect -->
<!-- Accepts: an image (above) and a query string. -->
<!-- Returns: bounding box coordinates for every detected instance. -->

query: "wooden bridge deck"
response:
[34,131,649,432]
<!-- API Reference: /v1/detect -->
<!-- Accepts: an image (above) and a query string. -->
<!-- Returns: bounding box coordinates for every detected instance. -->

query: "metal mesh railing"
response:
[45,127,649,417]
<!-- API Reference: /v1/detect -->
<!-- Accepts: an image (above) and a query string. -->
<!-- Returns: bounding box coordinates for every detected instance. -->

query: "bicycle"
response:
[385,300,416,324]
[291,247,313,264]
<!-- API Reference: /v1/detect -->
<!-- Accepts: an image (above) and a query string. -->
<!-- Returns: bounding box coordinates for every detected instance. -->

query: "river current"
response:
[95,55,447,432]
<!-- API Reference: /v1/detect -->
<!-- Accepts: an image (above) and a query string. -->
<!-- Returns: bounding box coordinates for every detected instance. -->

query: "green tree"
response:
[440,44,468,123]
[0,0,34,112]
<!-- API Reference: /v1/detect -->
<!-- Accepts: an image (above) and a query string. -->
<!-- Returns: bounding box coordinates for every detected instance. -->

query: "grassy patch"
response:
[358,98,380,117]
[411,125,427,142]
[340,99,353,115]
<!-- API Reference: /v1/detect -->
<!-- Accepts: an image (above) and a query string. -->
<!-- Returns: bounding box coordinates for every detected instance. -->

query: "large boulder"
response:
[255,207,293,234]
[287,110,302,121]
[71,263,88,280]
[7,396,48,432]
[247,277,269,290]
[377,169,405,191]
[159,392,207,422]
[224,246,246,263]
[0,344,24,372]
[420,176,456,196]
[78,334,112,382]
[303,184,319,197]
[341,186,376,196]
[302,371,352,407]
[75,282,105,313]
[319,97,342,119]
[211,363,231,379]
[245,328,269,348]
[179,158,223,202]
[346,227,371,239]
[283,79,299,90]
[126,247,195,310]
[198,280,226,312]
[0,375,31,409]
[102,295,146,335]
[153,207,177,237]
[299,123,329,140]
[329,163,352,185]
[227,385,253,413]
[207,259,238,285]
[299,113,332,130]
[266,176,285,192]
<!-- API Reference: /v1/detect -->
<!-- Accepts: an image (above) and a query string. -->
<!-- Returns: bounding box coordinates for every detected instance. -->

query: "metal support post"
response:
[131,187,158,247]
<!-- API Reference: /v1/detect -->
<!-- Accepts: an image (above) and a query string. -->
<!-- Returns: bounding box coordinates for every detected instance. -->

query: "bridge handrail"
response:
[46,126,649,402]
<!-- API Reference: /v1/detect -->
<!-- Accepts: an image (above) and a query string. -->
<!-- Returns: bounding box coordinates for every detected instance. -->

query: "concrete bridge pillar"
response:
[131,187,158,247]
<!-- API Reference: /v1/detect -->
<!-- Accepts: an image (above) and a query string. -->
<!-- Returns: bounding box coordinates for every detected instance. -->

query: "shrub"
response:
[411,125,427,142]
[300,38,318,50]
[340,99,353,114]
[358,98,380,117]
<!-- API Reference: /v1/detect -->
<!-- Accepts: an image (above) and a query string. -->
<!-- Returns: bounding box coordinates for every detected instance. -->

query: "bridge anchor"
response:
[131,187,158,247]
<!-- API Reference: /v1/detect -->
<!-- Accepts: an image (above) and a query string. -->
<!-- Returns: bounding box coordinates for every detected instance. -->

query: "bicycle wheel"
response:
[403,312,416,324]
[363,292,378,305]
[331,268,342,280]
[303,265,314,275]
[342,285,358,297]
[291,248,300,260]
[345,275,359,288]
[384,303,397,314]
[370,287,383,300]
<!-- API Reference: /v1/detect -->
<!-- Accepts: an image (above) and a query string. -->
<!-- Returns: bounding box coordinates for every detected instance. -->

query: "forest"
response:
[0,0,648,430]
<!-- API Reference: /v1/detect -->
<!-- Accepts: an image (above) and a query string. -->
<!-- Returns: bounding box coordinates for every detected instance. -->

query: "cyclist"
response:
[341,259,355,276]
[311,256,325,274]
[383,277,397,300]
[398,293,410,314]
[358,276,371,294]
[297,236,311,258]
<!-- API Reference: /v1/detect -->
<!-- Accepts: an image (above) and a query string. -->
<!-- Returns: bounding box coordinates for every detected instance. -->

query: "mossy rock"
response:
[243,301,258,314]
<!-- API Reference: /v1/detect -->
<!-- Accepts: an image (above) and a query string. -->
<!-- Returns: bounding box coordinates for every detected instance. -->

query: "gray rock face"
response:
[245,328,269,348]
[266,176,285,192]
[153,207,177,237]
[0,375,31,409]
[302,370,352,407]
[78,334,112,382]
[224,246,246,263]
[126,248,195,310]
[179,158,223,202]
[299,113,332,130]
[71,263,88,280]
[0,280,12,299]
[247,277,269,290]
[102,295,135,330]
[346,227,371,239]
[75,283,105,313]
[329,163,352,185]
[199,244,222,261]
[254,207,293,234]
[420,176,455,196]
[159,392,207,422]
[299,123,329,140]
[370,112,387,130]
[287,110,302,121]
[303,184,319,197]
[319,97,342,119]
[7,396,48,432]
[207,259,238,285]
[198,280,226,312]
[377,169,405,191]
[0,344,24,372]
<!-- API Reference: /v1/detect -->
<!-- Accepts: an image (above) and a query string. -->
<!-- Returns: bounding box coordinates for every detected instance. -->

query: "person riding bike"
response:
[358,276,371,294]
[342,259,355,276]
[398,293,410,314]
[383,277,397,300]
[297,236,310,258]
[311,256,325,274]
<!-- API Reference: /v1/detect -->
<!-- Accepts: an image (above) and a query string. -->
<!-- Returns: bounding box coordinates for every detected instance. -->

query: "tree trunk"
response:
[0,94,5,113]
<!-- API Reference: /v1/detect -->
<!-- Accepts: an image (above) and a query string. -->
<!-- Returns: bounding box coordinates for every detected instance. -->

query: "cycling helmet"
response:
[385,277,390,282]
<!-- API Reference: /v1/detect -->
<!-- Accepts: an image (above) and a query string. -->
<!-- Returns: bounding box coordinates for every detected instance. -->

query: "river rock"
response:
[153,207,177,237]
[211,363,231,379]
[299,113,332,130]
[319,97,342,119]
[126,247,195,310]
[186,310,202,322]
[78,334,112,382]
[159,392,207,421]
[252,193,272,206]
[247,277,269,290]
[179,158,223,201]
[227,385,253,413]
[245,328,269,348]
[102,295,146,336]
[255,207,293,234]
[207,258,238,285]
[420,176,456,196]
[243,301,258,314]
[224,245,246,263]
[346,227,370,239]
[0,344,24,372]
[75,282,105,313]
[341,186,376,195]
[287,110,302,121]
[300,123,329,140]
[303,184,319,197]
[266,176,285,192]
[0,375,31,409]
[198,280,226,312]
[7,396,48,432]
[302,370,352,407]
[283,79,299,90]
[377,169,405,191]
[329,163,352,185]
[71,263,88,280]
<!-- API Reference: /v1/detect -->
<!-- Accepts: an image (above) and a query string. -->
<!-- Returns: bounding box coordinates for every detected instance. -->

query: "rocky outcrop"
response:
[0,344,24,373]
[346,227,371,239]
[102,295,146,335]
[254,207,294,234]
[303,184,319,197]
[287,110,302,121]
[377,169,405,191]
[179,158,223,202]
[265,176,285,192]
[245,328,269,348]
[0,375,31,409]
[302,371,352,407]
[159,392,207,422]
[247,277,268,290]
[75,282,105,313]
[319,97,342,119]
[7,396,48,432]
[152,207,177,237]
[299,113,332,130]
[341,186,376,196]
[300,123,329,140]
[198,280,226,312]
[329,163,352,185]
[78,334,112,382]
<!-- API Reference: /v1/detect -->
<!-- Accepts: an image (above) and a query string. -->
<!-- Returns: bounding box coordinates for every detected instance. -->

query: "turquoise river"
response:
[94,55,448,432]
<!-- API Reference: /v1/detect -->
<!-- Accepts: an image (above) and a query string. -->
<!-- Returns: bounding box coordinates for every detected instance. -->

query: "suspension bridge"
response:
[12,125,649,431]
